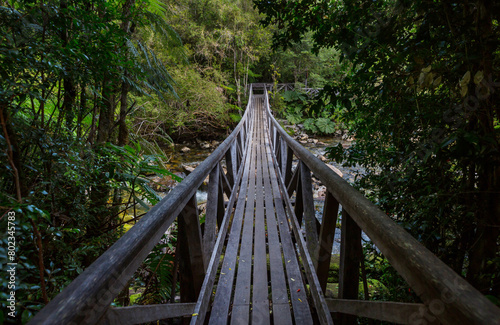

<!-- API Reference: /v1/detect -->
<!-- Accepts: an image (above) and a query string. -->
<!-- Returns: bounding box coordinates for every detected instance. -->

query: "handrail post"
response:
[225,147,234,188]
[204,165,221,267]
[178,194,206,303]
[338,209,362,325]
[316,191,340,292]
[299,161,320,266]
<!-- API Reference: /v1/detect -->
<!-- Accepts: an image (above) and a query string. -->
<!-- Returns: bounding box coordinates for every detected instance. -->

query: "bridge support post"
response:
[338,210,362,325]
[300,162,320,266]
[316,191,340,292]
[284,145,293,185]
[178,194,206,303]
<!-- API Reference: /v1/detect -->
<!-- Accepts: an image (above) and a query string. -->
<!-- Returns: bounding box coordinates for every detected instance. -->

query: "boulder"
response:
[181,146,191,153]
[183,165,196,174]
[327,164,343,177]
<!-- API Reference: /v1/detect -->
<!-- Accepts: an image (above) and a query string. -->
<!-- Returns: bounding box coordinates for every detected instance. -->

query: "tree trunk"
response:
[96,77,115,144]
[117,0,135,146]
[465,0,500,294]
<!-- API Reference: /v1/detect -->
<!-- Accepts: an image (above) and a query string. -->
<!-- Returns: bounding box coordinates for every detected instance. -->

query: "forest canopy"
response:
[256,0,500,296]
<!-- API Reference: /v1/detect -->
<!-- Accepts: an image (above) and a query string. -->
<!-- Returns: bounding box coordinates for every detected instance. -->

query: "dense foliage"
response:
[256,0,500,299]
[0,0,182,322]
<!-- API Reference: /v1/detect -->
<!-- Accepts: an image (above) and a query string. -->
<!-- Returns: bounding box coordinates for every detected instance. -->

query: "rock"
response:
[200,142,211,149]
[181,146,191,153]
[327,164,343,177]
[300,133,309,140]
[183,165,195,174]
[211,140,220,147]
[299,140,308,144]
[318,155,328,162]
[149,175,178,192]
[312,139,318,144]
[317,141,326,146]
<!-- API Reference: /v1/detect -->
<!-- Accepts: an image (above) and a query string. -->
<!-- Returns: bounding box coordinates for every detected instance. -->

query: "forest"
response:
[1,0,499,323]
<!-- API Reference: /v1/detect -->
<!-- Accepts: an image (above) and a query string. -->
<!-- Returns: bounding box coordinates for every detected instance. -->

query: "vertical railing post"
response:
[275,132,281,159]
[299,161,319,266]
[280,140,287,177]
[294,166,304,225]
[338,209,362,325]
[316,191,340,292]
[204,165,220,267]
[284,145,293,185]
[178,194,206,303]
[225,146,234,188]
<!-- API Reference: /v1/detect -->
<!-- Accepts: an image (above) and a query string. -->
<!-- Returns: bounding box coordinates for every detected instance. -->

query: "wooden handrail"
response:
[29,87,255,325]
[263,89,500,325]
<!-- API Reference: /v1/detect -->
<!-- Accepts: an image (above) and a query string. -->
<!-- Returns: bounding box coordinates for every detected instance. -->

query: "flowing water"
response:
[135,137,367,253]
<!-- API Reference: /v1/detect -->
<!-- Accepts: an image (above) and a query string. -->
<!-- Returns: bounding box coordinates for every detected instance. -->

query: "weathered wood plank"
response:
[316,191,339,292]
[103,303,195,325]
[327,299,430,325]
[252,109,270,324]
[264,91,333,325]
[191,119,254,325]
[178,195,205,303]
[261,115,293,325]
[264,122,314,325]
[230,123,257,325]
[208,147,253,324]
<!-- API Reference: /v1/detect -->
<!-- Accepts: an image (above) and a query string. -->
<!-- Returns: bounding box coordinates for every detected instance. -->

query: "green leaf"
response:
[304,118,319,133]
[315,118,336,134]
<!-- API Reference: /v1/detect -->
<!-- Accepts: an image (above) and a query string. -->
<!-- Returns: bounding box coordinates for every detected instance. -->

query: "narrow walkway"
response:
[207,96,318,324]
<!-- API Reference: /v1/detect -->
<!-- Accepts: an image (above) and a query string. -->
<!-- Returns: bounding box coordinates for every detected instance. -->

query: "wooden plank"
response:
[326,299,429,325]
[300,162,319,267]
[178,195,205,303]
[204,165,220,267]
[230,122,257,325]
[191,120,254,325]
[316,191,339,292]
[264,94,333,325]
[208,145,254,325]
[103,303,195,325]
[252,110,270,324]
[263,120,314,325]
[261,118,293,325]
[338,210,362,325]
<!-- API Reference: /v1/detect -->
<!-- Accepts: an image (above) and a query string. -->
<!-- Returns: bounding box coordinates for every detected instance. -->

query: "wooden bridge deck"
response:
[30,85,500,325]
[207,95,321,324]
